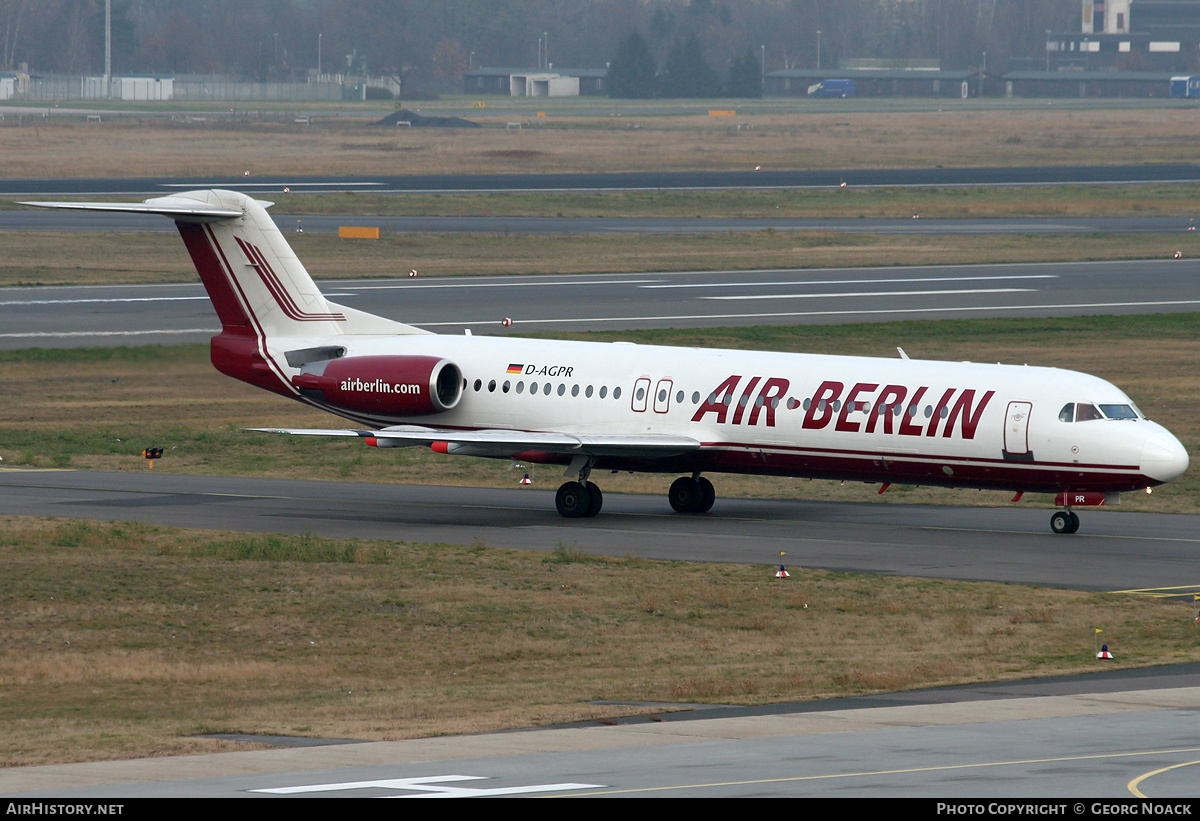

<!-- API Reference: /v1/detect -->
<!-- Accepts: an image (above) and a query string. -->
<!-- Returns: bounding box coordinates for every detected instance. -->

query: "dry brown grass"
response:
[5,105,1200,178]
[1,515,1194,766]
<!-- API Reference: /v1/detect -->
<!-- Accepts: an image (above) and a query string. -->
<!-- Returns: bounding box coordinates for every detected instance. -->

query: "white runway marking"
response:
[0,329,214,338]
[340,278,662,291]
[417,299,1200,327]
[702,288,1036,301]
[249,774,602,797]
[161,181,385,188]
[641,274,1058,289]
[0,296,209,306]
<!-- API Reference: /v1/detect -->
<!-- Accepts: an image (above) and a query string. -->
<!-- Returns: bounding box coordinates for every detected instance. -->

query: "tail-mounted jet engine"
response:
[291,354,462,416]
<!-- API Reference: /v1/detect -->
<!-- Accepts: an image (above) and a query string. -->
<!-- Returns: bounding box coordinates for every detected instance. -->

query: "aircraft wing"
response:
[250,426,702,458]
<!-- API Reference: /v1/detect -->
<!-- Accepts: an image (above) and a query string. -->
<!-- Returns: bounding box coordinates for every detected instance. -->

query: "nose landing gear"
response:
[1049,491,1114,534]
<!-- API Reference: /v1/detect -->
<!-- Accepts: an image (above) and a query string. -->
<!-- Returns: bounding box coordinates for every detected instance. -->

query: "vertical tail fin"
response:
[165,189,424,340]
[21,188,426,396]
[173,190,349,340]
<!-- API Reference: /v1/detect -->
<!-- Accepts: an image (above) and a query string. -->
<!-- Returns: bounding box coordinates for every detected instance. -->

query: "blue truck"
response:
[808,79,856,98]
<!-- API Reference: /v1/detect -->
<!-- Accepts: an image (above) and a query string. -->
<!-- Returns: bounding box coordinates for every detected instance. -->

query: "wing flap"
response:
[250,426,701,458]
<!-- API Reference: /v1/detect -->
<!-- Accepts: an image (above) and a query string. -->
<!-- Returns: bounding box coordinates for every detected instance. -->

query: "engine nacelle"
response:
[291,354,462,417]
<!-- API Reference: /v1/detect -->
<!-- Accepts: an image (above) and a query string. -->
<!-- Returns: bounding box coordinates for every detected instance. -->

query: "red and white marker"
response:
[520,472,532,485]
[501,317,513,327]
[409,269,418,278]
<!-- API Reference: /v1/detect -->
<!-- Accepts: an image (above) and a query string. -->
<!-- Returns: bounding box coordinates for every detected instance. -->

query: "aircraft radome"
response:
[22,190,1189,533]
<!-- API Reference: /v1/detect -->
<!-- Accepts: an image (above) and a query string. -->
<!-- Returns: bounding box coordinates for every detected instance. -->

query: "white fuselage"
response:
[274,332,1187,494]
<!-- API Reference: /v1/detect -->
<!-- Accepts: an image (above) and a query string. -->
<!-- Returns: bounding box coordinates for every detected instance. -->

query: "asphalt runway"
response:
[6,208,1196,235]
[2,258,1198,348]
[1,469,1196,593]
[2,163,1199,198]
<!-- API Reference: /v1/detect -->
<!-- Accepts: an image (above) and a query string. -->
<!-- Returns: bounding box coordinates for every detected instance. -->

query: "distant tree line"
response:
[0,0,1083,92]
[609,31,761,98]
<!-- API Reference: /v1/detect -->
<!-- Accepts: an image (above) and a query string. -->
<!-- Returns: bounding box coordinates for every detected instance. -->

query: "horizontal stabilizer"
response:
[19,193,256,222]
[24,189,429,339]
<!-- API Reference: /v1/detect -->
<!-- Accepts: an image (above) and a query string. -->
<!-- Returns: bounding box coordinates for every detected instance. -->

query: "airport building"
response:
[1048,0,1200,71]
[463,68,607,96]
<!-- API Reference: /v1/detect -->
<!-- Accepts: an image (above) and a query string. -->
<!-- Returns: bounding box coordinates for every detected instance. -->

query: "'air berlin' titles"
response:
[690,374,789,427]
[340,377,423,395]
[693,375,995,439]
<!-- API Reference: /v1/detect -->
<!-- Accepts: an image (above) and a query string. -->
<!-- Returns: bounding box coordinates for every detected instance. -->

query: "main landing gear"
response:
[555,480,603,518]
[555,455,604,518]
[1050,509,1080,534]
[553,463,717,518]
[668,474,715,514]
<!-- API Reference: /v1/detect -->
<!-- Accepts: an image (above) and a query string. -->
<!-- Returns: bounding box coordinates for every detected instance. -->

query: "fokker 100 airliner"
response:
[24,190,1189,533]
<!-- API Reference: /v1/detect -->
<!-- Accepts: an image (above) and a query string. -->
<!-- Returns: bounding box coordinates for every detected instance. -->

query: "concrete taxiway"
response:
[4,675,1199,797]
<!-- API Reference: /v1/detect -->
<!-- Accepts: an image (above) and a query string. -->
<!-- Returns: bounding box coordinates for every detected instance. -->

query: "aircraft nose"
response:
[1141,431,1190,484]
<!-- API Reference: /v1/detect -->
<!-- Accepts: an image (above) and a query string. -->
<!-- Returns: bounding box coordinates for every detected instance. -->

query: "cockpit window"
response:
[1061,401,1143,422]
[1099,404,1138,419]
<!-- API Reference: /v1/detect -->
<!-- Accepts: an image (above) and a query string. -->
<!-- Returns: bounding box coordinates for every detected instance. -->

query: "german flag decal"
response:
[506,364,523,374]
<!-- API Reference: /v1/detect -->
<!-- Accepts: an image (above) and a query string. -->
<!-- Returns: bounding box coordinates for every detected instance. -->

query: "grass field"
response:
[2,515,1196,767]
[5,103,1200,177]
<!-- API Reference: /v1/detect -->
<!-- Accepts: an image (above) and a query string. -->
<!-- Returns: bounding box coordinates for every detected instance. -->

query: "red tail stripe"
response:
[176,222,250,329]
[200,223,297,397]
[234,237,345,322]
